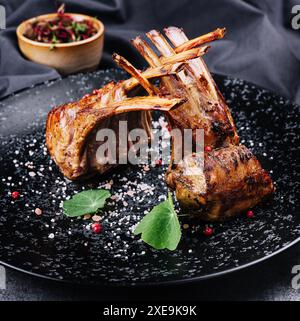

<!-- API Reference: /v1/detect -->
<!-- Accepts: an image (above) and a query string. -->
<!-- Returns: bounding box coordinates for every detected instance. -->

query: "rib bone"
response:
[112,53,159,95]
[133,27,239,148]
[160,46,210,65]
[165,26,238,143]
[174,28,225,53]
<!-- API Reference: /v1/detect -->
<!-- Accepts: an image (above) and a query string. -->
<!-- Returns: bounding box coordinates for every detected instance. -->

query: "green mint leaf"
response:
[75,23,87,33]
[63,189,111,217]
[134,193,181,251]
[52,33,57,43]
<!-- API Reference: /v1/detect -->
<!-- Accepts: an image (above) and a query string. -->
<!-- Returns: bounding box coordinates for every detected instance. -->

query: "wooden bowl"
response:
[16,13,104,75]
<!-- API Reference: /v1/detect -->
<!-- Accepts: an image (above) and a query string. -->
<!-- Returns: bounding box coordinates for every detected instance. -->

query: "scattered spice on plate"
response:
[92,222,102,234]
[34,208,43,216]
[247,210,254,218]
[11,191,20,199]
[203,226,214,237]
[155,159,162,166]
[92,215,101,222]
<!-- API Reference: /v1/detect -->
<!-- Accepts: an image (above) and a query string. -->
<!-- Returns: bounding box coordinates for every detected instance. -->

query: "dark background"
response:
[0,0,299,301]
[1,0,300,103]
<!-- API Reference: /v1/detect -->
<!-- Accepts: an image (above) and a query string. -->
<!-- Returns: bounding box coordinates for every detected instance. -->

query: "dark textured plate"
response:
[0,69,299,286]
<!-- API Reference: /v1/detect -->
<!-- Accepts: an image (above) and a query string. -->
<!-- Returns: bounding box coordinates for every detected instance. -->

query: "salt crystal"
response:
[127,190,134,197]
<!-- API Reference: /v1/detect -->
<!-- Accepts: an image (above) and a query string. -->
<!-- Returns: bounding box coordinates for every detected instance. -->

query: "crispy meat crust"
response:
[166,145,274,221]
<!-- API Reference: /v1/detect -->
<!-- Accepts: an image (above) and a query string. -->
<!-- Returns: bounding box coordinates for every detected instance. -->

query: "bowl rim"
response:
[16,12,104,48]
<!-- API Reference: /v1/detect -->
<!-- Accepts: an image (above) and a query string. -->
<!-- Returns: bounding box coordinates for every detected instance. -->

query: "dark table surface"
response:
[1,242,299,301]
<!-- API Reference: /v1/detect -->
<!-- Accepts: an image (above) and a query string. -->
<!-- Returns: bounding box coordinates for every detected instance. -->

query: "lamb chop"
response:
[166,145,274,221]
[132,27,274,220]
[46,47,211,180]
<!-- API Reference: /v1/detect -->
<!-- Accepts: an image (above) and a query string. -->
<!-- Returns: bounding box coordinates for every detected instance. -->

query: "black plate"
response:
[0,69,299,286]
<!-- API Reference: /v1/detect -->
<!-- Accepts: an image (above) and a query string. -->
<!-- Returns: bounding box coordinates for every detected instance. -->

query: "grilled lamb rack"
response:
[46,33,212,180]
[132,27,239,148]
[46,26,274,221]
[46,55,191,180]
[132,27,274,220]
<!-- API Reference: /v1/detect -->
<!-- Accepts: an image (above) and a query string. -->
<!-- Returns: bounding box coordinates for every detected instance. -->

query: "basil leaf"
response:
[63,189,111,217]
[134,193,181,251]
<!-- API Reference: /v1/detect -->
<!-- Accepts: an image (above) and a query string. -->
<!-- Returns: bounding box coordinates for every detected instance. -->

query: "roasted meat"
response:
[46,36,210,180]
[46,26,274,221]
[46,56,187,180]
[132,27,274,219]
[166,145,274,221]
[46,94,183,180]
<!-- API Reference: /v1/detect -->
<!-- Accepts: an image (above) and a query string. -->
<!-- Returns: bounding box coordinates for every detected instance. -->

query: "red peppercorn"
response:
[155,159,162,166]
[11,191,20,199]
[92,89,98,95]
[204,146,212,152]
[204,226,213,237]
[83,94,90,99]
[92,222,102,234]
[247,210,254,218]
